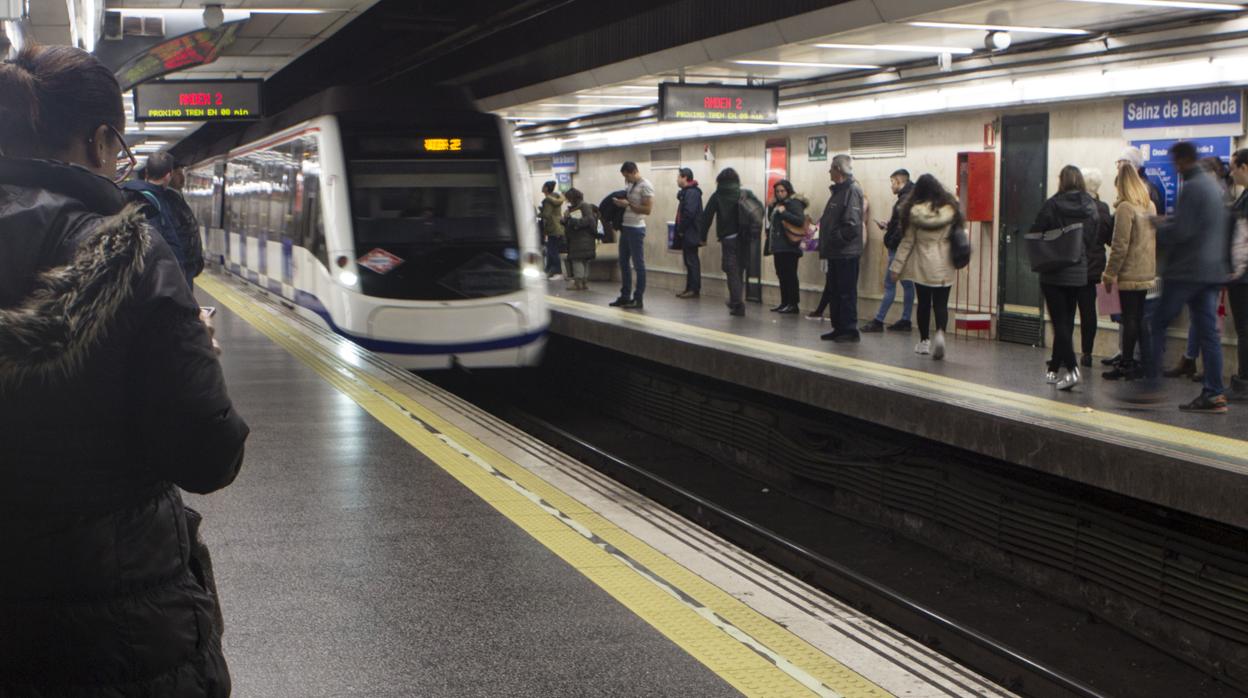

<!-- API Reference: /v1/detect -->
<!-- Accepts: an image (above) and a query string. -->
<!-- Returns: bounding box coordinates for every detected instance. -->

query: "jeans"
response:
[569,259,589,282]
[774,252,801,307]
[874,249,914,323]
[545,235,563,276]
[618,226,646,300]
[721,235,749,308]
[1147,282,1224,396]
[1042,284,1080,371]
[682,245,701,292]
[1184,324,1201,360]
[1076,283,1098,356]
[825,258,860,336]
[1226,284,1248,379]
[916,284,951,341]
[1118,290,1147,367]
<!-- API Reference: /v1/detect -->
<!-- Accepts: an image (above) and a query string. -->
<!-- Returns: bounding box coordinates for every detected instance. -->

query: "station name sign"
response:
[134,80,263,122]
[1123,89,1243,137]
[660,83,778,124]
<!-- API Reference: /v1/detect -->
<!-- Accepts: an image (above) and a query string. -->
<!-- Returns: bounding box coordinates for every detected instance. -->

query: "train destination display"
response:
[660,83,779,124]
[134,80,262,122]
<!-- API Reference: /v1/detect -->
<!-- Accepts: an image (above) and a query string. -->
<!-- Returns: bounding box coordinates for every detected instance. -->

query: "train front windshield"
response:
[347,132,522,301]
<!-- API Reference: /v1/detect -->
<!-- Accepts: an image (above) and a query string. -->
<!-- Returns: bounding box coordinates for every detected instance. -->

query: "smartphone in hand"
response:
[200,306,217,318]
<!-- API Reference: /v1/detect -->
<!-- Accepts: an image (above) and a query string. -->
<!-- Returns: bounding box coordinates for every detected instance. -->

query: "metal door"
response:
[997,114,1049,345]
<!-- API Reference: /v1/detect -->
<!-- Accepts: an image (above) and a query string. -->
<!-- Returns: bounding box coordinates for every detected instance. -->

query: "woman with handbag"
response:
[1031,165,1097,391]
[1101,163,1157,381]
[889,174,962,360]
[561,187,598,290]
[767,179,807,314]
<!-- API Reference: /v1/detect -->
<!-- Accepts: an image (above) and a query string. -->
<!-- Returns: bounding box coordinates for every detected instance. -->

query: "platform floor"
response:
[193,274,1015,697]
[546,282,1248,529]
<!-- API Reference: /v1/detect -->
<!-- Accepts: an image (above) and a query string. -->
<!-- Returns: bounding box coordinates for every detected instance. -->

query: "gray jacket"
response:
[1156,167,1230,284]
[818,177,864,260]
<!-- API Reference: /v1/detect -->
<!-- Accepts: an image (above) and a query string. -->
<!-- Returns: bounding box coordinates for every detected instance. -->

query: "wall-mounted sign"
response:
[1130,137,1232,214]
[1123,89,1243,138]
[660,83,779,124]
[555,172,573,193]
[134,80,262,122]
[807,135,827,161]
[552,153,578,174]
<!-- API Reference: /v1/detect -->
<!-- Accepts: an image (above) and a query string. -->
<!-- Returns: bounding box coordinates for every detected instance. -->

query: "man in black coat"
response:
[675,167,704,298]
[817,154,865,342]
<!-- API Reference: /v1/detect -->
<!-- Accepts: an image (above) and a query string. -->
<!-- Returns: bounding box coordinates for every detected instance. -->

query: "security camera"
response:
[203,4,225,29]
[985,31,1011,51]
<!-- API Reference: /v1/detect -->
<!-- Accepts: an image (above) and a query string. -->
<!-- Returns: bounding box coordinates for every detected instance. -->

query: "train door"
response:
[997,113,1049,346]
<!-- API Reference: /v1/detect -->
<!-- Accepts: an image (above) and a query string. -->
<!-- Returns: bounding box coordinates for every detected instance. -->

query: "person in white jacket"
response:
[889,174,963,360]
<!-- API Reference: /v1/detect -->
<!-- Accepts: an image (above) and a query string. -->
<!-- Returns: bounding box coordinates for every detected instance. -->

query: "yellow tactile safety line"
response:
[199,276,895,698]
[547,295,1248,467]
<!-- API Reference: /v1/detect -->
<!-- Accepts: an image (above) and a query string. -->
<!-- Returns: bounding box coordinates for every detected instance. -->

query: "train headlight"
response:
[338,270,359,287]
[522,266,543,280]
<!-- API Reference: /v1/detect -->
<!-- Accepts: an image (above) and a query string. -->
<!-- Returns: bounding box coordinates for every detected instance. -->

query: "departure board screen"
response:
[660,83,779,124]
[133,80,262,122]
[351,136,495,158]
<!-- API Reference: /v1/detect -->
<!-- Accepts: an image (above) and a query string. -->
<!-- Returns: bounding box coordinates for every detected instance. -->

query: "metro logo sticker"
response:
[358,248,405,274]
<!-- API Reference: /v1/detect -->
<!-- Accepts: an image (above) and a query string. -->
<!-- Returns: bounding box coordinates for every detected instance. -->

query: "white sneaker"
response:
[548,273,564,281]
[915,340,931,355]
[1057,368,1081,391]
[932,331,946,360]
[1045,370,1059,384]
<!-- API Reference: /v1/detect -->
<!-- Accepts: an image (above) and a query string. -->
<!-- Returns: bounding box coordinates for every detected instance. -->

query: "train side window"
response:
[297,135,328,268]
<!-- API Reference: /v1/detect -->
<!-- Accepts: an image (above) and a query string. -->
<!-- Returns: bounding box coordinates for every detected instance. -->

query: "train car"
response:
[183,88,548,370]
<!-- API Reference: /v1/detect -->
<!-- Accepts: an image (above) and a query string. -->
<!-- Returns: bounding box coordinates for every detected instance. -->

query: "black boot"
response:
[1164,355,1197,378]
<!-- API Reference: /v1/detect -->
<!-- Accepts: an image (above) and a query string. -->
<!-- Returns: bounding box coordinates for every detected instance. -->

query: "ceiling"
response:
[488,0,1248,124]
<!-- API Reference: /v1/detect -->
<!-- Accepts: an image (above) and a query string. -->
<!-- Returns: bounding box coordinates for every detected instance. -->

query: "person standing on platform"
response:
[1118,146,1166,217]
[699,167,754,317]
[0,44,247,696]
[1129,141,1231,413]
[814,154,865,342]
[1101,163,1157,381]
[1224,148,1248,402]
[1079,168,1114,367]
[675,167,704,298]
[889,174,960,360]
[538,181,566,281]
[610,161,653,310]
[767,179,806,314]
[561,187,597,291]
[862,169,915,333]
[1032,165,1097,391]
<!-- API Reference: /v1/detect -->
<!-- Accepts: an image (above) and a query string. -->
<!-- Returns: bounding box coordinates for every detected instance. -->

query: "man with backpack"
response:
[818,154,866,342]
[699,168,764,317]
[123,152,203,289]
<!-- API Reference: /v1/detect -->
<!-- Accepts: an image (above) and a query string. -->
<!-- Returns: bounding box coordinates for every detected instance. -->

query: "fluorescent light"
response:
[113,8,338,15]
[733,59,881,69]
[908,21,1091,35]
[813,42,975,55]
[1065,0,1243,9]
[616,85,658,90]
[576,94,657,100]
[541,103,646,108]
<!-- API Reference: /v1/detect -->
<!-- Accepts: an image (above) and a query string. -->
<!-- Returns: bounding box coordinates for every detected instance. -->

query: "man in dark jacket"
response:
[1131,141,1231,412]
[699,168,757,316]
[862,169,914,333]
[123,151,201,288]
[1227,148,1248,402]
[675,167,704,298]
[818,154,865,342]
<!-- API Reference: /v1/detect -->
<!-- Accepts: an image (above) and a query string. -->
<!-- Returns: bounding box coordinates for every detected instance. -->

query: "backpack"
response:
[134,189,187,266]
[736,189,765,238]
[1229,212,1248,281]
[164,189,204,278]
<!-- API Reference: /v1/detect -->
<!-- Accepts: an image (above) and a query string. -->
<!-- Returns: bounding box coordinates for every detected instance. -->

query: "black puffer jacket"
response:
[1031,190,1097,287]
[1086,198,1113,284]
[0,159,248,697]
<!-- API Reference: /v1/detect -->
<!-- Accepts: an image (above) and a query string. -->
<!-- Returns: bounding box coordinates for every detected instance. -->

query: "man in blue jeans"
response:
[861,169,914,333]
[609,161,654,310]
[1128,142,1230,413]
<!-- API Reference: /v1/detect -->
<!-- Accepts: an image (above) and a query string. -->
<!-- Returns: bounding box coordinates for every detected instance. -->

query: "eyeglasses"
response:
[107,124,137,184]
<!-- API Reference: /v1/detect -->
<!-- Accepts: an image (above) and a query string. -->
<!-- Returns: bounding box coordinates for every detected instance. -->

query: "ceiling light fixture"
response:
[908,21,1091,35]
[541,103,646,108]
[575,95,657,100]
[986,31,1013,50]
[202,4,225,29]
[1065,0,1244,10]
[812,42,974,55]
[733,59,881,69]
[114,7,338,16]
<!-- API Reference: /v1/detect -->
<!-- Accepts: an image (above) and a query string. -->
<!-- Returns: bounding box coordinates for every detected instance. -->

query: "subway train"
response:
[183,87,548,370]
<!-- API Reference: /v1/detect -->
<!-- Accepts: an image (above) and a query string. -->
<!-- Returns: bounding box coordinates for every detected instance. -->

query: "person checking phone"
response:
[862,169,915,333]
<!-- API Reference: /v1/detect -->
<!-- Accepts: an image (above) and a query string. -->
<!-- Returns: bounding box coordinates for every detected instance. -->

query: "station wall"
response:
[527,97,1240,363]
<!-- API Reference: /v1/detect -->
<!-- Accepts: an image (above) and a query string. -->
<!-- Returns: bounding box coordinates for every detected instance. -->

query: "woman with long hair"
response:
[1102,163,1158,380]
[767,179,806,314]
[889,174,962,360]
[0,45,247,694]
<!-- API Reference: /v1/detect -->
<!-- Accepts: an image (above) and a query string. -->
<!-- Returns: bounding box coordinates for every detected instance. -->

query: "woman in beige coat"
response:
[889,174,962,360]
[1101,163,1157,380]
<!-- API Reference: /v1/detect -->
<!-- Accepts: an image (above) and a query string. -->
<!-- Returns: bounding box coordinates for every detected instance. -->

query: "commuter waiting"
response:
[1129,141,1231,413]
[862,169,915,333]
[1030,165,1097,391]
[813,154,865,342]
[610,161,653,309]
[699,168,764,317]
[0,44,248,695]
[767,179,807,314]
[888,174,961,360]
[1101,162,1157,381]
[561,187,597,291]
[1227,148,1248,403]
[538,181,566,280]
[1079,168,1114,367]
[124,151,200,287]
[675,167,704,298]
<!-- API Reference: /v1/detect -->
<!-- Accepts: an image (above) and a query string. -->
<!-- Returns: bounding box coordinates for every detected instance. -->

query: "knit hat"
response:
[1118,146,1144,170]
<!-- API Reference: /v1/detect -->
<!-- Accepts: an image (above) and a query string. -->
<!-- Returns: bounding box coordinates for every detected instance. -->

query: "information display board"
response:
[134,80,262,122]
[660,83,778,124]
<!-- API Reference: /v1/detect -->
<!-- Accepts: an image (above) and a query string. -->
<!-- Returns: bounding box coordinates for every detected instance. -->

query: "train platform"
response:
[544,284,1248,531]
[192,273,1018,698]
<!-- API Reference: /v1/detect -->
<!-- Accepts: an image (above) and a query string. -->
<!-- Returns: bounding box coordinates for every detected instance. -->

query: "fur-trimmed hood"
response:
[910,202,957,230]
[0,159,152,383]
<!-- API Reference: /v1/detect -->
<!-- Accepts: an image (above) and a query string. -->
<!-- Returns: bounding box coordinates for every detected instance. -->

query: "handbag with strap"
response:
[1024,223,1084,273]
[949,223,971,270]
[782,218,808,244]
